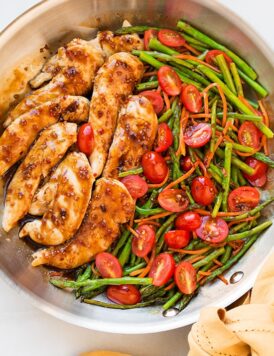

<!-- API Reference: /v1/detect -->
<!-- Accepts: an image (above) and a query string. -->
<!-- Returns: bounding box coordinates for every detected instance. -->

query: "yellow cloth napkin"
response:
[188,251,274,356]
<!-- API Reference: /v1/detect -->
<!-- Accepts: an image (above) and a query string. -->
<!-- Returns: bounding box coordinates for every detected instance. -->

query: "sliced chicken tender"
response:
[32,178,135,268]
[4,38,104,127]
[89,52,144,178]
[0,95,89,176]
[2,122,77,232]
[19,152,94,245]
[103,95,158,178]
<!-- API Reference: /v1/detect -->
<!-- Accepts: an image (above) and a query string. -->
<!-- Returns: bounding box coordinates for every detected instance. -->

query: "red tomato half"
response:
[180,156,193,171]
[107,285,141,305]
[120,175,148,199]
[95,252,122,278]
[155,123,174,152]
[191,176,216,206]
[142,151,168,184]
[196,216,229,243]
[77,123,94,155]
[184,123,212,148]
[158,66,182,96]
[132,225,156,257]
[175,261,197,294]
[164,230,190,249]
[144,29,158,50]
[228,186,260,212]
[158,29,186,47]
[175,211,202,231]
[238,121,261,149]
[140,90,164,114]
[158,189,189,212]
[181,85,202,113]
[149,253,175,286]
[243,157,268,188]
[205,50,233,66]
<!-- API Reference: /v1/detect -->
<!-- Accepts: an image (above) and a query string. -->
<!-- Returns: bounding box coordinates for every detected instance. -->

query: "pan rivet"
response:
[162,307,180,317]
[230,271,244,284]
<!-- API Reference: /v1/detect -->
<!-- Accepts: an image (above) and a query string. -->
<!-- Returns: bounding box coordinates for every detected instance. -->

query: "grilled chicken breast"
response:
[103,95,158,178]
[32,178,135,268]
[19,152,93,245]
[88,52,144,178]
[4,39,104,127]
[4,32,143,127]
[2,122,77,232]
[0,95,89,177]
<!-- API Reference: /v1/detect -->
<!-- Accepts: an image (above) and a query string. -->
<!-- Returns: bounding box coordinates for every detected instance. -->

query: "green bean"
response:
[123,262,146,276]
[136,80,158,91]
[212,192,223,218]
[205,234,260,283]
[50,277,152,290]
[216,54,236,94]
[220,245,232,264]
[83,298,167,309]
[193,247,225,268]
[210,100,218,152]
[197,65,273,138]
[177,20,257,80]
[118,167,143,177]
[135,206,165,216]
[230,62,244,97]
[222,143,232,211]
[162,292,182,310]
[238,69,268,97]
[216,148,255,175]
[224,198,274,222]
[237,169,247,186]
[112,230,130,256]
[115,25,160,34]
[158,108,173,123]
[227,221,272,241]
[253,152,274,168]
[118,237,132,266]
[216,112,262,122]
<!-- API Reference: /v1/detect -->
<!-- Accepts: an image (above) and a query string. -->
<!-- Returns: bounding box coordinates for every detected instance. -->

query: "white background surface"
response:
[0,1,273,355]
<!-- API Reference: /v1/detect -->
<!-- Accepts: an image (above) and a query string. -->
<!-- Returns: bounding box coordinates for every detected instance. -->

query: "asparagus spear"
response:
[212,192,223,218]
[222,143,233,211]
[135,206,165,216]
[227,221,272,241]
[118,167,143,177]
[162,292,182,310]
[238,69,268,97]
[220,245,233,264]
[216,54,236,94]
[216,112,263,122]
[253,152,274,168]
[136,80,159,91]
[177,20,257,80]
[112,230,131,256]
[230,62,244,97]
[210,100,218,152]
[192,247,225,268]
[115,25,160,34]
[216,148,255,175]
[83,298,167,309]
[158,108,174,123]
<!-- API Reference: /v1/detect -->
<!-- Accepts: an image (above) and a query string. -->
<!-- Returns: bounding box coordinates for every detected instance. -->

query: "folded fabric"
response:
[188,251,274,356]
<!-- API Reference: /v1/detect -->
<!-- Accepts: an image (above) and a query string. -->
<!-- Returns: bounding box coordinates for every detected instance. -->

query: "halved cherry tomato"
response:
[228,186,260,212]
[247,174,267,187]
[107,285,141,305]
[180,156,193,171]
[196,216,229,243]
[155,123,174,152]
[77,123,94,155]
[149,253,175,286]
[243,157,268,181]
[238,121,261,149]
[191,176,216,206]
[164,230,190,249]
[158,29,186,47]
[181,85,202,113]
[158,66,182,96]
[140,90,164,114]
[175,261,197,294]
[132,225,156,257]
[158,189,189,212]
[95,252,122,278]
[120,175,148,199]
[144,29,158,50]
[142,151,168,184]
[184,123,212,148]
[175,211,202,231]
[205,50,233,66]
